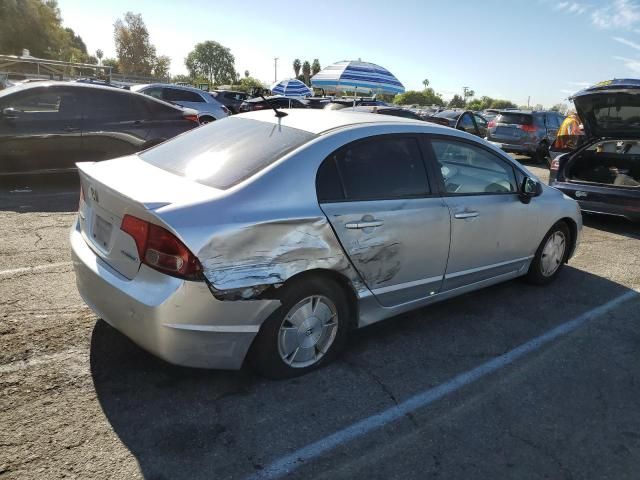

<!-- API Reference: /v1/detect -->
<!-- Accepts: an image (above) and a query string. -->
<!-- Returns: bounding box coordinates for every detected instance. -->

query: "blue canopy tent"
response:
[310,60,405,95]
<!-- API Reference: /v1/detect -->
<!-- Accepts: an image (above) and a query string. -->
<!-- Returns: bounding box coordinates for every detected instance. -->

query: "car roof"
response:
[0,80,140,98]
[245,95,306,103]
[238,108,436,135]
[132,83,209,94]
[571,78,640,98]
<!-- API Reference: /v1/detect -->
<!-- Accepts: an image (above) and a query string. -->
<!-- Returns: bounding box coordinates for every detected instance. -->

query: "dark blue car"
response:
[549,79,640,222]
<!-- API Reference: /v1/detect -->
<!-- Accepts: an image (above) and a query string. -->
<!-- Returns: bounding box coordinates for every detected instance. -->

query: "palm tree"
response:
[302,61,311,86]
[312,59,321,76]
[422,78,429,89]
[244,70,250,78]
[293,59,301,78]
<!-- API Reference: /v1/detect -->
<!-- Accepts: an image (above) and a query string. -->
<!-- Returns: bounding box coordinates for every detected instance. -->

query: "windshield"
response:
[496,113,532,125]
[140,117,315,189]
[586,93,640,135]
[435,110,459,119]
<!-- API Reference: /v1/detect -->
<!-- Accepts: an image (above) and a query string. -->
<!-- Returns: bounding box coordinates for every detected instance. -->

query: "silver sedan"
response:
[70,109,582,378]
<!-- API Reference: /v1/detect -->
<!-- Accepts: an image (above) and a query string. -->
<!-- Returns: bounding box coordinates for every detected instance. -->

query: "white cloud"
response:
[555,1,588,15]
[613,36,640,50]
[592,0,640,29]
[614,55,640,73]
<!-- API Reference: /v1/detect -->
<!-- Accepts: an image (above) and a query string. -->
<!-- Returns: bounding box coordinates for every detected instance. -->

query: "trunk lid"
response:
[77,156,218,279]
[572,79,640,139]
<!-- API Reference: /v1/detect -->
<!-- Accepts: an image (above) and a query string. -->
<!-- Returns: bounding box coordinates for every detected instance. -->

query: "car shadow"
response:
[0,173,80,213]
[583,213,639,240]
[90,266,636,480]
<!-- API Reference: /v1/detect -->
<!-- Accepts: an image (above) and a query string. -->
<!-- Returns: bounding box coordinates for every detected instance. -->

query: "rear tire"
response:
[534,142,549,164]
[525,221,570,285]
[249,277,350,379]
[199,116,215,124]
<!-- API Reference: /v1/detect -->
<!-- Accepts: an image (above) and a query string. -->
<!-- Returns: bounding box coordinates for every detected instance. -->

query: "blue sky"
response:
[57,0,640,106]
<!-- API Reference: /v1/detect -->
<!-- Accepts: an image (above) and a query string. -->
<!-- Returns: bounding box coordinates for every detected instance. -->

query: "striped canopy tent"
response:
[270,78,313,97]
[311,60,405,95]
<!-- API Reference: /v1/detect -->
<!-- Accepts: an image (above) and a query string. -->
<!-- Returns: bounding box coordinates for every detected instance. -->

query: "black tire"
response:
[199,116,215,124]
[249,276,351,379]
[525,221,570,285]
[534,142,549,164]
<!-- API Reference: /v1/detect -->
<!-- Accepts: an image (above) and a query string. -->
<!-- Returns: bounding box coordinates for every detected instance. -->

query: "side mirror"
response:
[2,107,19,119]
[520,176,543,204]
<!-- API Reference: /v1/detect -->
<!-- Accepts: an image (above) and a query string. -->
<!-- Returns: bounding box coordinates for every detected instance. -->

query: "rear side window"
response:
[83,90,148,120]
[497,113,532,125]
[140,117,315,189]
[318,136,429,201]
[163,88,205,103]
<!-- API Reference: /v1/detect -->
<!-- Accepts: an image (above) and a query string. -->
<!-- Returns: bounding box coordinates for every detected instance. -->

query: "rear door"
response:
[428,136,538,290]
[81,89,152,161]
[317,134,451,307]
[0,86,82,174]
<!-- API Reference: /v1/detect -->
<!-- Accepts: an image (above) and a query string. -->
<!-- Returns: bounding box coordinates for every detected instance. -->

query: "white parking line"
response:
[0,261,72,277]
[247,289,639,480]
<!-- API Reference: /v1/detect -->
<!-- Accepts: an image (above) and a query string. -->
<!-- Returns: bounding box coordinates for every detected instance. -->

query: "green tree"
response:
[302,60,311,85]
[293,58,301,77]
[235,76,264,93]
[448,94,466,108]
[550,103,568,114]
[95,49,103,65]
[171,74,192,84]
[311,59,321,76]
[393,89,444,106]
[114,12,158,76]
[101,57,119,74]
[185,40,235,85]
[244,69,249,78]
[153,55,171,79]
[422,78,429,89]
[490,99,517,109]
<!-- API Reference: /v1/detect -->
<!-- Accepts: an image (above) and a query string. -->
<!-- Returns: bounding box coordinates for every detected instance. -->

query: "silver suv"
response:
[131,83,230,123]
[486,110,564,164]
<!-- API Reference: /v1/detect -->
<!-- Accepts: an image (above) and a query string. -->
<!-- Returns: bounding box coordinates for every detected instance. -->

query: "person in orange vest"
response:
[554,111,584,150]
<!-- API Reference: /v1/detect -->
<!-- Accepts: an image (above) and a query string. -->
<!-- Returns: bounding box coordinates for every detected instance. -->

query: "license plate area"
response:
[92,214,113,250]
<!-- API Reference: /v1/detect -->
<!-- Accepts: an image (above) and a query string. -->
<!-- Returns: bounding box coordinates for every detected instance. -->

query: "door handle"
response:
[345,220,384,229]
[454,211,479,219]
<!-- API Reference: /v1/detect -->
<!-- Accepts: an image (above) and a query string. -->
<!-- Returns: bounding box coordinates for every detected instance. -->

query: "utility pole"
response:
[463,86,469,99]
[274,57,278,83]
[527,96,530,109]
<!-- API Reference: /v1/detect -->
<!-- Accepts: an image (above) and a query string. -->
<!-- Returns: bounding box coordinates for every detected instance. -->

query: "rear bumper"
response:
[487,141,536,155]
[70,219,280,369]
[550,181,640,222]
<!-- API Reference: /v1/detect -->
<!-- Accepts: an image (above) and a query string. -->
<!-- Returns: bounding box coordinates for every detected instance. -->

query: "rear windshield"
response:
[497,113,532,125]
[140,117,315,189]
[591,94,640,133]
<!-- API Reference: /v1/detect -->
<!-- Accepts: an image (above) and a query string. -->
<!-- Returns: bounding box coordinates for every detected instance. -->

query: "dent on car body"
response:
[198,216,368,301]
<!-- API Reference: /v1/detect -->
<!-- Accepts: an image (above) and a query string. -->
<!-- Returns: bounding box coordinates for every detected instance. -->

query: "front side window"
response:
[474,114,487,128]
[431,139,517,194]
[1,88,78,119]
[318,136,429,202]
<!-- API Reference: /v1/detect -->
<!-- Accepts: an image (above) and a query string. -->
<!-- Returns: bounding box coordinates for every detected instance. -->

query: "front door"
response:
[429,137,538,290]
[317,135,451,307]
[0,86,82,174]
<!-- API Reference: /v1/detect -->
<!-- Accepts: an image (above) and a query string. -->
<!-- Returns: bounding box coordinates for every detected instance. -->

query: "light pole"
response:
[274,57,278,83]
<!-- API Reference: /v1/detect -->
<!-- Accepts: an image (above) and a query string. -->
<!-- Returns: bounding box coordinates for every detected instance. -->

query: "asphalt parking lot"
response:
[1,157,639,480]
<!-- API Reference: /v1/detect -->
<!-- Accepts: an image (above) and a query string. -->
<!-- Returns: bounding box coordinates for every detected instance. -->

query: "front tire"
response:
[250,277,350,379]
[525,221,570,285]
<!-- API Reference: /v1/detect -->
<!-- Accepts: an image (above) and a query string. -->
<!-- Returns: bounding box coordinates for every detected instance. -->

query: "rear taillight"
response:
[520,124,536,132]
[184,114,199,123]
[253,104,266,110]
[487,120,496,128]
[550,159,560,171]
[120,214,202,280]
